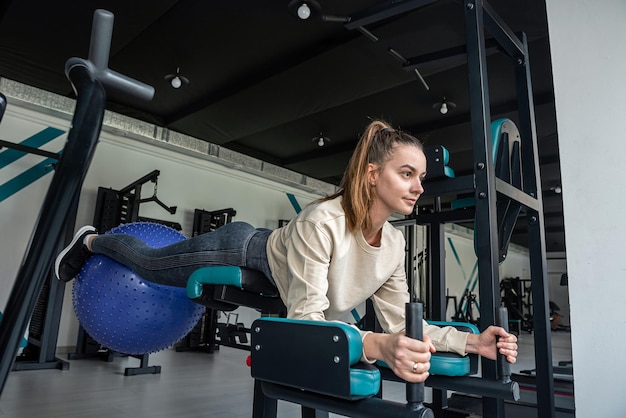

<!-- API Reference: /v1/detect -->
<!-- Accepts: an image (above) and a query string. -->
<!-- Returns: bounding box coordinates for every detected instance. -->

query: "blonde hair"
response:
[322,120,423,231]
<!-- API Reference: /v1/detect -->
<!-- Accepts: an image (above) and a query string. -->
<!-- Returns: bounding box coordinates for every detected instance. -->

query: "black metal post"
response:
[0,66,106,395]
[405,302,434,418]
[0,9,154,397]
[515,32,555,418]
[464,1,503,416]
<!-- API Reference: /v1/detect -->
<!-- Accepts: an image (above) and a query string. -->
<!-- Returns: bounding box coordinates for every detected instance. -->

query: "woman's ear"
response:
[367,163,378,185]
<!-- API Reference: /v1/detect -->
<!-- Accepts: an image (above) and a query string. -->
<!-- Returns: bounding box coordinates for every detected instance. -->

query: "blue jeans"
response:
[91,222,274,287]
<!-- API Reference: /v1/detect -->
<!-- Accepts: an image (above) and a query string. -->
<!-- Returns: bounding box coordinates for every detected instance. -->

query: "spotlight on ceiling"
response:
[298,3,311,19]
[433,97,456,115]
[164,68,189,89]
[312,132,330,147]
[288,0,320,20]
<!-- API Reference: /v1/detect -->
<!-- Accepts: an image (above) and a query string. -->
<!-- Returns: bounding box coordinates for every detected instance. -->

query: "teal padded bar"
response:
[424,145,455,180]
[374,321,480,376]
[451,117,517,210]
[251,317,381,400]
[349,364,382,398]
[259,317,363,365]
[491,117,512,162]
[377,353,470,377]
[427,321,479,334]
[450,196,476,210]
[186,266,244,299]
[430,353,470,376]
[427,321,479,376]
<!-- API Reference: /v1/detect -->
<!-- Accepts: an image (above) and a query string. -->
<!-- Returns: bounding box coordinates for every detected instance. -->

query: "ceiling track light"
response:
[433,97,456,115]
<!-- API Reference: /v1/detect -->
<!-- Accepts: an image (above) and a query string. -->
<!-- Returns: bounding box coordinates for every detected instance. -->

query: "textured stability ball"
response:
[72,222,204,355]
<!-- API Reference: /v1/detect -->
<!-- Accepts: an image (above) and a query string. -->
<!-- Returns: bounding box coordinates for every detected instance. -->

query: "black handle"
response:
[405,303,434,417]
[406,302,425,407]
[496,306,511,383]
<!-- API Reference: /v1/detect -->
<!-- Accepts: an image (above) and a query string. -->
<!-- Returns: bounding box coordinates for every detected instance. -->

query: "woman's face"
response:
[369,144,427,216]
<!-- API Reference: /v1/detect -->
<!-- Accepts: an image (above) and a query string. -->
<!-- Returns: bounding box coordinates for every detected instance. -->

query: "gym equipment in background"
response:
[92,170,179,234]
[176,207,249,353]
[69,171,180,375]
[72,223,204,357]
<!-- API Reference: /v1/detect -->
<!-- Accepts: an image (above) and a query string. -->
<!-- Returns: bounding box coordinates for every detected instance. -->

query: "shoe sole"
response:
[54,225,96,281]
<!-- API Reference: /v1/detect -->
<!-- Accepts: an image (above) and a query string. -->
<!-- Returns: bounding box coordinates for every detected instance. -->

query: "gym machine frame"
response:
[383,0,554,416]
[0,110,72,372]
[0,9,154,396]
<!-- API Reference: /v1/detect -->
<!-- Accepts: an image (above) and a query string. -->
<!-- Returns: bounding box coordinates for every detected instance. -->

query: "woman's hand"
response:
[466,326,518,363]
[363,332,436,382]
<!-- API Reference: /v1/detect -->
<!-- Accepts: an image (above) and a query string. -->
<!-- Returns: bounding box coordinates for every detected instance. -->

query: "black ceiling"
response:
[0,0,564,253]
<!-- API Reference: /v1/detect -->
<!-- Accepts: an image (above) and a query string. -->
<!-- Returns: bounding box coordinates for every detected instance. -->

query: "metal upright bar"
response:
[515,32,555,418]
[0,9,154,397]
[426,200,449,414]
[464,0,502,416]
[0,66,106,395]
[427,220,447,321]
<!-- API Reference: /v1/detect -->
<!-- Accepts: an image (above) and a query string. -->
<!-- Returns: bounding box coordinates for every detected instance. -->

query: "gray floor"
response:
[0,331,573,418]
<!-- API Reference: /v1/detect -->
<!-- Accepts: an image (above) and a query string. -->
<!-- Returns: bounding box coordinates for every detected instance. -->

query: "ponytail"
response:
[321,120,423,231]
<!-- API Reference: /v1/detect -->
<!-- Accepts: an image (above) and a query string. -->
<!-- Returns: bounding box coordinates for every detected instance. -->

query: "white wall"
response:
[546,0,626,415]
[406,223,530,322]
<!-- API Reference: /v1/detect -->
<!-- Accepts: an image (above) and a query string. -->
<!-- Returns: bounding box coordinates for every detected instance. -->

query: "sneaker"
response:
[55,225,97,282]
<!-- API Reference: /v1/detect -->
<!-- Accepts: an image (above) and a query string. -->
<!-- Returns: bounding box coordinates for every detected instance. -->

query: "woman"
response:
[56,119,517,383]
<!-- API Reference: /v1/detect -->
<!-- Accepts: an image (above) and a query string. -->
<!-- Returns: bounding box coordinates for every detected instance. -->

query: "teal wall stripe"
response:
[0,156,57,203]
[286,192,302,214]
[0,127,64,169]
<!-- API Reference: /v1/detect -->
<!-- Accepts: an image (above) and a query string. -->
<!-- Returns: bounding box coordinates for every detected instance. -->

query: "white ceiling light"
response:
[288,0,320,20]
[164,67,189,89]
[312,132,330,147]
[433,97,456,115]
[297,3,311,19]
[171,76,182,89]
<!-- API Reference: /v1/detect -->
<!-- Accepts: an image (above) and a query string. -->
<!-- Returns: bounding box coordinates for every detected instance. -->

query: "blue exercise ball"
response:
[72,222,204,355]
